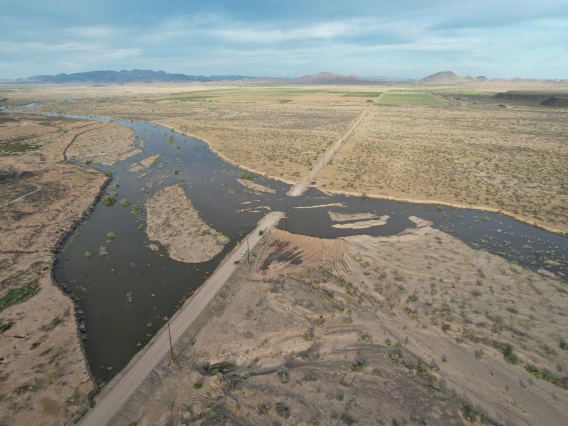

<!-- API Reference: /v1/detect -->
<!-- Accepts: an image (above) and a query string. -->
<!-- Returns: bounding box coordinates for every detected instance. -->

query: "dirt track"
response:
[78,212,284,426]
[288,90,388,196]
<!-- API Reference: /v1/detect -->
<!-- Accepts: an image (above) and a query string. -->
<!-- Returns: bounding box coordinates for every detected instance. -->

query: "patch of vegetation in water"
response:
[0,137,39,155]
[102,195,116,206]
[240,172,254,180]
[0,281,39,312]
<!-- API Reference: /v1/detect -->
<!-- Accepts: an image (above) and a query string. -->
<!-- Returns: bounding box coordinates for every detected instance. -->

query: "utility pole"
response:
[285,195,288,231]
[247,238,250,265]
[168,322,174,364]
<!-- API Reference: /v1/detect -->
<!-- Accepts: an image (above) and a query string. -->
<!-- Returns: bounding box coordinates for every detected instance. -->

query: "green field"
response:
[341,92,382,98]
[162,95,219,101]
[341,92,382,97]
[378,89,443,105]
[434,89,494,97]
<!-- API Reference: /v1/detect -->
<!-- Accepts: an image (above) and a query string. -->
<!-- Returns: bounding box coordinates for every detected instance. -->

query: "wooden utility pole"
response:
[168,322,174,364]
[247,238,250,265]
[285,195,288,231]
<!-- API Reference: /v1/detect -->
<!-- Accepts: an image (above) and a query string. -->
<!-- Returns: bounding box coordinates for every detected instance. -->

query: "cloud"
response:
[0,2,567,79]
[66,25,115,38]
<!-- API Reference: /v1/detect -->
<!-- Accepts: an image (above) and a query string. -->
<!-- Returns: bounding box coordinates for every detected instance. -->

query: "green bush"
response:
[505,352,519,365]
[102,195,116,206]
[0,281,39,312]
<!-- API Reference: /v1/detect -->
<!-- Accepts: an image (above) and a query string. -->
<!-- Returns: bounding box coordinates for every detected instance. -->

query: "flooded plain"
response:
[37,115,568,382]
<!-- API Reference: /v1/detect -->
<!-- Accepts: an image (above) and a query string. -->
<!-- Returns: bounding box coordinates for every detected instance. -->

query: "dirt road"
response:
[79,211,284,426]
[288,90,388,196]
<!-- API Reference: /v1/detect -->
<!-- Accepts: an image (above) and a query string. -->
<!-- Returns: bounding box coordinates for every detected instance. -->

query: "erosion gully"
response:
[16,112,568,382]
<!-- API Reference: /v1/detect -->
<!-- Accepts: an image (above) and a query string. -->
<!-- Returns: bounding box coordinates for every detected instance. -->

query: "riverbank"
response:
[0,114,118,425]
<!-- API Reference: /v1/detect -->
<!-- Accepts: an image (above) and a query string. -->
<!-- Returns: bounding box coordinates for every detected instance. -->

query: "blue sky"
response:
[1,0,567,79]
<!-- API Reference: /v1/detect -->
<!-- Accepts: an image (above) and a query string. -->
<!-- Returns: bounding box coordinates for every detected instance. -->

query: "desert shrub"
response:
[524,365,568,389]
[275,403,290,418]
[0,281,39,312]
[505,352,519,365]
[0,322,13,333]
[192,382,203,389]
[351,360,367,372]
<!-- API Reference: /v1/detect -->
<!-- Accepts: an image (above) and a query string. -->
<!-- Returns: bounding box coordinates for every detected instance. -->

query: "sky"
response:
[1,0,567,79]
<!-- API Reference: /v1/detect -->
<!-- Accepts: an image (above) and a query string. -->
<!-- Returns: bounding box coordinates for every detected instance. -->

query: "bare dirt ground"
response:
[145,185,229,263]
[108,218,568,425]
[66,124,137,166]
[0,114,117,424]
[317,102,568,234]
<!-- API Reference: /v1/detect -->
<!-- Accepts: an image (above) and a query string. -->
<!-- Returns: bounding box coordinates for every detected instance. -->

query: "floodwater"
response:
[15,113,566,382]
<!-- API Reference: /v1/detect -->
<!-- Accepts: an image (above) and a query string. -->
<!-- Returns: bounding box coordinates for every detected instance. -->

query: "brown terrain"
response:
[317,102,568,234]
[107,217,568,425]
[66,124,138,166]
[0,114,133,424]
[1,82,567,425]
[145,185,229,263]
[12,83,565,234]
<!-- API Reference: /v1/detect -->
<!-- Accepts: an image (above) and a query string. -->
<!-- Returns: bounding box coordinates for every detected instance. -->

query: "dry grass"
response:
[318,103,568,233]
[158,101,367,182]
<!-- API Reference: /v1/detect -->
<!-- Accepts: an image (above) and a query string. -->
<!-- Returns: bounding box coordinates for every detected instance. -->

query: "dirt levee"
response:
[145,184,229,263]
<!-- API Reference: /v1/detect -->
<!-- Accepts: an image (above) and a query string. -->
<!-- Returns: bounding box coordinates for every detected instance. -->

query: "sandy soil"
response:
[145,185,229,263]
[236,179,276,194]
[0,114,116,425]
[329,211,378,222]
[332,216,389,229]
[129,153,161,173]
[107,217,568,425]
[66,123,137,166]
[317,102,568,234]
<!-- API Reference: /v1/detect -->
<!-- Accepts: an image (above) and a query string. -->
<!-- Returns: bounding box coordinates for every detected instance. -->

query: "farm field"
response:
[378,89,444,105]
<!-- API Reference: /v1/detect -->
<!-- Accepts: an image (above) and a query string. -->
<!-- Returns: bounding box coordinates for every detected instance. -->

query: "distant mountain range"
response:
[1,69,566,86]
[419,71,566,85]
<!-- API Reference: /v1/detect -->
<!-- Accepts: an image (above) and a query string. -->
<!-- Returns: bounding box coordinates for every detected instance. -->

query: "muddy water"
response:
[36,115,567,382]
